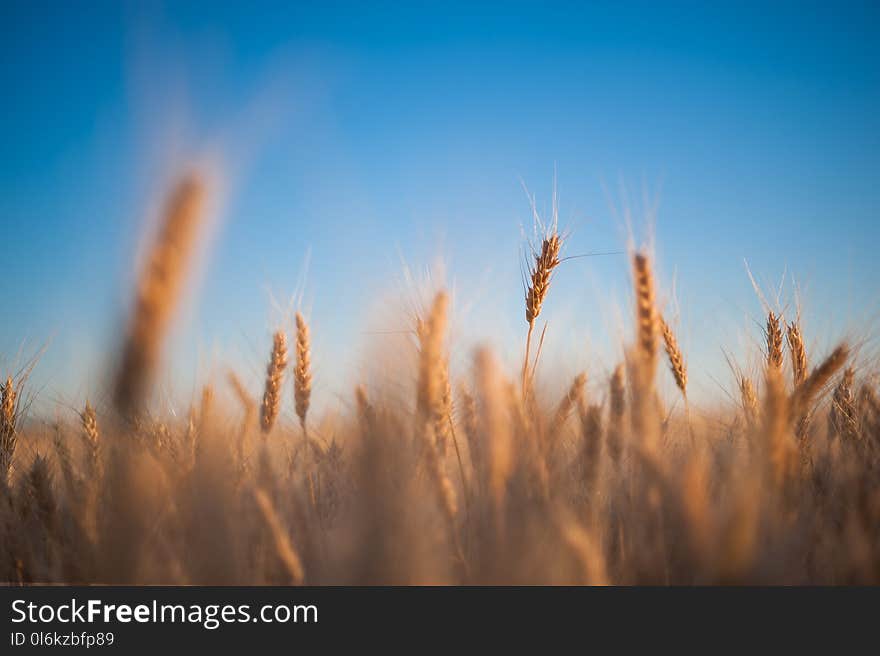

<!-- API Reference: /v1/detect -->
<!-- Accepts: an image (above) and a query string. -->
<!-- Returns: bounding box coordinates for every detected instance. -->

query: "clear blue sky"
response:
[1,1,878,413]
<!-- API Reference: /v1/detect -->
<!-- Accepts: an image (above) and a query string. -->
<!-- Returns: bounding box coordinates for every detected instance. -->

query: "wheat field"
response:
[1,172,878,586]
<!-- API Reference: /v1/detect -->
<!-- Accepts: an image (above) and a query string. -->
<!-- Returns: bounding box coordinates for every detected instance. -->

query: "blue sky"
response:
[1,1,878,414]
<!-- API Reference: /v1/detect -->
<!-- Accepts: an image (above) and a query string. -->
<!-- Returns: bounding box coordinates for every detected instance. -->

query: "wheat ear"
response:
[80,400,100,476]
[633,253,658,371]
[523,233,561,390]
[260,330,288,434]
[114,174,207,415]
[766,311,784,373]
[829,368,857,441]
[659,316,687,396]
[0,377,17,482]
[293,312,312,432]
[786,321,808,387]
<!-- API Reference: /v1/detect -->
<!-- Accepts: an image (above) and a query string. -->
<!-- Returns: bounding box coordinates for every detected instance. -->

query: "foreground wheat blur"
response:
[1,176,879,585]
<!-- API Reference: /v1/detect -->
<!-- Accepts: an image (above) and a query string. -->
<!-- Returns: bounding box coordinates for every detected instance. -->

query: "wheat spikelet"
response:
[523,232,562,389]
[79,400,100,476]
[226,371,256,473]
[633,252,658,370]
[659,316,687,396]
[435,361,453,455]
[414,292,459,530]
[829,367,857,441]
[740,376,758,427]
[606,365,625,465]
[416,292,449,428]
[553,373,587,427]
[260,330,288,434]
[114,173,207,415]
[791,343,849,422]
[525,233,561,325]
[629,253,661,453]
[1,377,17,482]
[765,311,784,373]
[786,321,808,387]
[293,312,312,431]
[547,373,586,459]
[422,422,458,523]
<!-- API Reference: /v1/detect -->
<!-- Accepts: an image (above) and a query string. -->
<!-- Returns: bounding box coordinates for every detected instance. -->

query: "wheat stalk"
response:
[253,487,305,584]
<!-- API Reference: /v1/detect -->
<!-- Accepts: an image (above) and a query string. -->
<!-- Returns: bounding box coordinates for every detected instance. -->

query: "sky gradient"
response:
[2,1,878,414]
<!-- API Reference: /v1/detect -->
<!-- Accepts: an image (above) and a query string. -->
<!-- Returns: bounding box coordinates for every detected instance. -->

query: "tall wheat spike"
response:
[791,344,849,422]
[740,376,758,427]
[630,252,660,452]
[829,368,857,441]
[414,292,459,539]
[79,400,100,475]
[113,173,207,415]
[547,373,586,460]
[659,316,687,396]
[1,377,17,482]
[786,321,808,387]
[293,312,312,432]
[523,232,562,390]
[416,292,449,428]
[633,253,658,371]
[766,311,784,373]
[260,331,288,434]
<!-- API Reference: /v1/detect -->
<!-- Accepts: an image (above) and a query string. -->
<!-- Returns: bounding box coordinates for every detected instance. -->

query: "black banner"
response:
[0,586,875,650]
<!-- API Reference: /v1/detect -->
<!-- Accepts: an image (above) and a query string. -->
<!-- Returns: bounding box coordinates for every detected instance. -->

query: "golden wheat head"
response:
[113,173,207,416]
